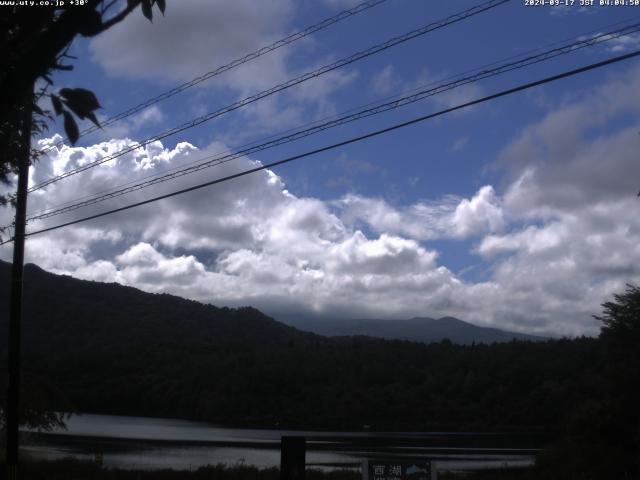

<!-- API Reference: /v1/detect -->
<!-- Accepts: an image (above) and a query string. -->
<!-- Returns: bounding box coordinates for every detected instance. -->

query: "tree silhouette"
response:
[595,284,640,478]
[0,0,166,210]
[0,0,166,435]
[597,284,640,341]
[532,285,640,479]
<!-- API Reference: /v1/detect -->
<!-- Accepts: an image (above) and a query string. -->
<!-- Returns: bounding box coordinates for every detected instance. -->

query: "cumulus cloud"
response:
[3,66,640,337]
[335,186,504,240]
[471,65,640,334]
[1,135,467,323]
[1,134,511,330]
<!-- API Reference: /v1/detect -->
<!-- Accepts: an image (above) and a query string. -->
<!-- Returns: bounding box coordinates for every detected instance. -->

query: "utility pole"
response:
[6,83,34,480]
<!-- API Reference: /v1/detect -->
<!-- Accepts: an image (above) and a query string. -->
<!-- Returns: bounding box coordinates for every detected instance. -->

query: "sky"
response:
[2,0,640,336]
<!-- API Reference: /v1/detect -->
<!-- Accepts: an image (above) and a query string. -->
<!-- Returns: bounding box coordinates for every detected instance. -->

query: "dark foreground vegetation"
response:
[0,458,604,480]
[0,458,536,480]
[22,338,600,432]
[0,459,357,480]
[1,263,639,478]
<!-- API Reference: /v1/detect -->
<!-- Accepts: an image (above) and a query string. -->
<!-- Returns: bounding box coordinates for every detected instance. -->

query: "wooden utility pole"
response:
[6,84,34,480]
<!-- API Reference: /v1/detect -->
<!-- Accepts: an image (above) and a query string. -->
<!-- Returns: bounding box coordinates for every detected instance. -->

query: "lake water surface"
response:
[23,414,539,472]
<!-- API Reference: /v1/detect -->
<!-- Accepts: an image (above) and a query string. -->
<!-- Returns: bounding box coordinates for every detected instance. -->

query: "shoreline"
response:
[25,431,542,456]
[12,458,533,480]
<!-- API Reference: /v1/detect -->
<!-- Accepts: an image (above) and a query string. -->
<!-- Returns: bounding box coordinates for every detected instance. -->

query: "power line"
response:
[34,0,509,191]
[44,0,389,151]
[2,49,636,245]
[29,0,511,193]
[23,22,640,223]
[27,15,640,219]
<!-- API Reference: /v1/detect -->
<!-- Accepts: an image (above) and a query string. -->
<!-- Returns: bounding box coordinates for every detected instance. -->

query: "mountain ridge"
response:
[0,260,316,355]
[279,314,546,344]
[1,260,546,349]
[0,260,598,434]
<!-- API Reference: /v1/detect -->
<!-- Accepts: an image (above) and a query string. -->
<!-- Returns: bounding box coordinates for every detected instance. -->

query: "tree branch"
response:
[95,0,142,33]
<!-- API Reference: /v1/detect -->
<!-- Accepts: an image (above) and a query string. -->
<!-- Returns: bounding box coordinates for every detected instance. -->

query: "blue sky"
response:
[2,0,640,336]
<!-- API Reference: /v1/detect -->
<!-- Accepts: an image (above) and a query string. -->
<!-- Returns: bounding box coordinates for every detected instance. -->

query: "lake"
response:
[22,413,540,472]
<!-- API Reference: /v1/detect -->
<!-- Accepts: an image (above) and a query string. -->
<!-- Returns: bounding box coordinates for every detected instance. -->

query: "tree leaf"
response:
[32,103,45,116]
[63,111,79,145]
[141,0,153,21]
[59,88,101,119]
[155,0,166,15]
[86,111,101,129]
[51,95,63,116]
[77,8,103,37]
[59,88,101,110]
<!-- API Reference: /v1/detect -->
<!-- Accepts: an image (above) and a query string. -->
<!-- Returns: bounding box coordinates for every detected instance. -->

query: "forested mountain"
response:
[0,260,315,355]
[0,260,544,352]
[27,337,600,433]
[2,261,638,478]
[281,316,547,344]
[0,260,597,432]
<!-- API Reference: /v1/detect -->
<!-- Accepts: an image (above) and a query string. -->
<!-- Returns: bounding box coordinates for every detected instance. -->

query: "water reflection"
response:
[22,414,537,472]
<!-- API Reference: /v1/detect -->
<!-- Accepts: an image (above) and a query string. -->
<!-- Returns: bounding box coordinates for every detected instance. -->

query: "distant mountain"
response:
[0,260,544,358]
[0,261,599,433]
[0,260,315,355]
[279,315,547,345]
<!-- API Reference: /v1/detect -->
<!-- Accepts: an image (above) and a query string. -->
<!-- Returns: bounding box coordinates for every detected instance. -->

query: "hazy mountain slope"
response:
[280,316,547,344]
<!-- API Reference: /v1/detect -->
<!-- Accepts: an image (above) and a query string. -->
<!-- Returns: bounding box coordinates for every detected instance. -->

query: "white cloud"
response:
[607,33,640,53]
[335,186,504,241]
[449,186,505,238]
[129,106,165,131]
[3,67,640,337]
[88,0,357,139]
[1,136,518,330]
[580,32,640,54]
[28,134,196,190]
[469,66,640,335]
[1,135,465,326]
[498,71,640,217]
[369,65,400,96]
